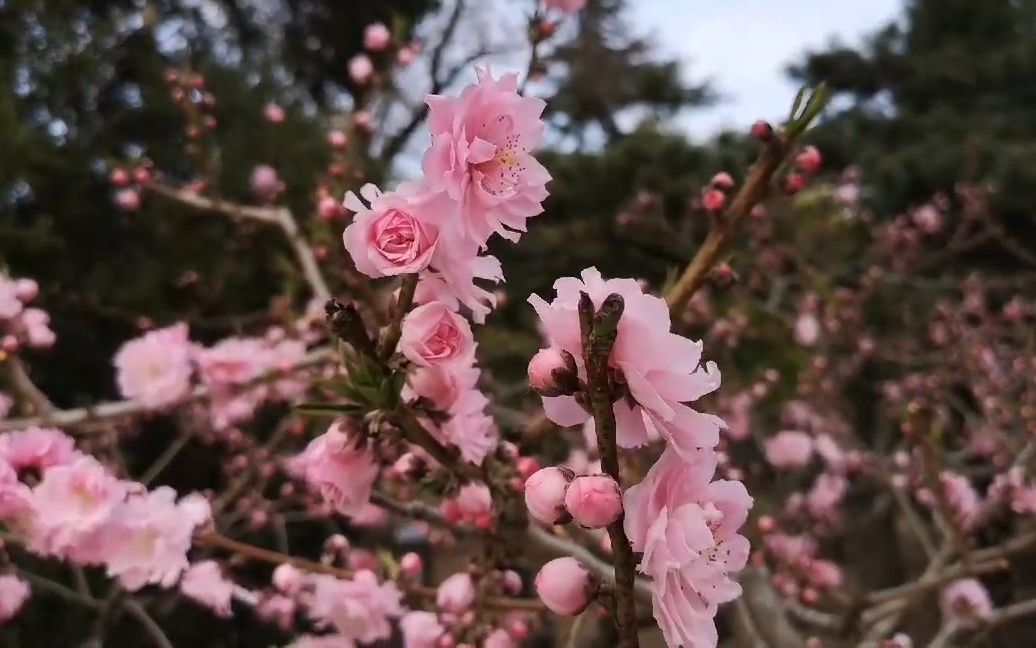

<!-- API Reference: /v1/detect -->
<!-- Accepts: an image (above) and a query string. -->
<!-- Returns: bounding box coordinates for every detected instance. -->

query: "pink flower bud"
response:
[535,558,593,616]
[318,196,340,220]
[437,573,476,613]
[115,188,141,211]
[564,474,622,528]
[264,103,286,124]
[501,570,523,595]
[364,23,392,52]
[524,466,573,525]
[133,167,152,185]
[527,347,578,397]
[328,130,348,150]
[703,188,726,213]
[110,168,130,186]
[349,54,374,84]
[272,563,303,593]
[750,120,774,141]
[795,146,822,175]
[1,335,18,353]
[397,45,418,67]
[710,172,734,191]
[517,456,540,482]
[15,279,38,302]
[784,173,806,195]
[400,552,423,576]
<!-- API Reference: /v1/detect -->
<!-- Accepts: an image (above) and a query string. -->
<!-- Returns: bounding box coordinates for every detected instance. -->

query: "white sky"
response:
[631,0,903,137]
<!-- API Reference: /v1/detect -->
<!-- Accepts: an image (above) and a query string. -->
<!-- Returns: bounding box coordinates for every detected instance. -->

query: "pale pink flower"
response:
[623,447,752,646]
[940,579,993,627]
[20,308,55,348]
[308,571,403,643]
[194,337,266,388]
[0,279,23,320]
[807,559,843,589]
[436,572,476,613]
[405,364,481,414]
[0,574,29,622]
[529,268,724,459]
[399,302,475,367]
[342,184,443,277]
[524,466,573,525]
[422,67,550,246]
[100,488,210,591]
[483,628,516,648]
[273,563,305,594]
[400,611,444,648]
[348,54,374,84]
[27,456,126,559]
[286,634,350,648]
[527,347,576,396]
[795,145,822,174]
[181,561,235,617]
[912,204,942,234]
[939,471,982,530]
[535,558,592,615]
[414,239,504,324]
[0,460,31,521]
[543,0,588,14]
[287,421,377,517]
[0,393,12,420]
[115,188,141,211]
[251,165,283,201]
[437,411,498,466]
[723,392,753,441]
[807,472,847,521]
[113,323,194,410]
[565,474,622,529]
[765,431,814,469]
[794,313,821,347]
[363,23,392,51]
[0,427,76,473]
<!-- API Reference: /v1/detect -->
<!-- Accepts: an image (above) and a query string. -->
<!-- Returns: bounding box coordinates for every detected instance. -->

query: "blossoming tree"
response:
[4,1,1036,647]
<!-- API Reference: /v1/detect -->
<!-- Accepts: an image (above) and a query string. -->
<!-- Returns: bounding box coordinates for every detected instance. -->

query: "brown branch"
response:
[578,292,639,648]
[146,183,331,300]
[378,274,419,360]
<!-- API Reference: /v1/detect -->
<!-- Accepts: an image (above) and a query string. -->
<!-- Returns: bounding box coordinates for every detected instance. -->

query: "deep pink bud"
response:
[535,558,594,616]
[133,167,152,185]
[750,120,774,141]
[264,103,286,124]
[318,196,340,220]
[564,475,622,528]
[527,347,579,397]
[110,168,130,186]
[703,188,726,213]
[524,466,573,525]
[328,130,348,150]
[784,173,807,195]
[795,146,822,175]
[400,552,423,576]
[517,456,540,482]
[710,172,734,191]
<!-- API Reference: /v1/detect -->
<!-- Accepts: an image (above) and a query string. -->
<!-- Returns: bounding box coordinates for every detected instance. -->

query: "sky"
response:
[630,0,903,137]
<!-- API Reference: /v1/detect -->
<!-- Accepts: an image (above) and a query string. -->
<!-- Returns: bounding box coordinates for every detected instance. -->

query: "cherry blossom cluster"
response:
[0,427,210,592]
[524,267,753,646]
[0,275,54,356]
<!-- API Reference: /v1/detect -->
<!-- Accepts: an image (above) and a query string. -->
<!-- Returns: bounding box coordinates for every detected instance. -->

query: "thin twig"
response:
[122,599,175,648]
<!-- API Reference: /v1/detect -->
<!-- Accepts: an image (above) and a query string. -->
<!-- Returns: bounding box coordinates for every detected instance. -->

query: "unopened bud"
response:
[527,347,579,397]
[524,466,574,525]
[535,558,594,616]
[564,474,622,528]
[750,120,774,141]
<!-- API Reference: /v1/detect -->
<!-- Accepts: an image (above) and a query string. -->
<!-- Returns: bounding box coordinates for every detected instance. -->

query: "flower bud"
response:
[750,120,774,141]
[564,474,622,528]
[784,173,806,195]
[527,347,579,397]
[328,130,348,150]
[703,188,726,213]
[437,573,476,613]
[272,564,304,593]
[524,466,574,525]
[400,552,423,577]
[15,279,38,302]
[535,558,594,616]
[710,172,734,191]
[795,145,822,175]
[110,168,130,187]
[115,188,141,211]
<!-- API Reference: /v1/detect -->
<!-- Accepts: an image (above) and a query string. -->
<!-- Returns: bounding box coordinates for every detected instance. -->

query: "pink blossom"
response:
[100,487,210,591]
[364,23,392,51]
[940,579,993,627]
[273,563,305,593]
[264,103,286,124]
[483,628,515,648]
[703,188,726,212]
[437,411,498,466]
[348,54,374,84]
[0,393,11,421]
[287,420,377,517]
[181,561,235,616]
[399,302,475,367]
[422,67,550,246]
[0,460,31,521]
[564,474,622,528]
[765,431,814,469]
[0,279,23,320]
[27,456,127,559]
[939,471,982,530]
[308,571,403,642]
[543,0,588,14]
[524,466,573,525]
[251,165,283,201]
[342,184,443,277]
[400,611,444,648]
[794,313,821,347]
[414,239,504,324]
[436,572,476,613]
[808,559,843,589]
[194,337,265,388]
[115,188,141,211]
[529,268,724,459]
[21,308,55,348]
[623,447,752,645]
[328,130,348,150]
[441,482,492,528]
[807,472,847,521]
[14,279,37,302]
[795,146,822,175]
[535,558,592,615]
[0,574,29,622]
[710,172,734,191]
[0,427,76,473]
[405,364,481,414]
[912,204,942,234]
[113,323,194,410]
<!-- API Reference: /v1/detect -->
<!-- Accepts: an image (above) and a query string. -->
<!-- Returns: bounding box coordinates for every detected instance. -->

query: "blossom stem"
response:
[378,274,419,360]
[578,292,640,648]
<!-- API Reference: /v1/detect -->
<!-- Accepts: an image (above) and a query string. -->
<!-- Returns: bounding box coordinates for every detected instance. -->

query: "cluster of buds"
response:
[109,159,154,211]
[785,145,823,195]
[0,275,53,358]
[524,466,622,529]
